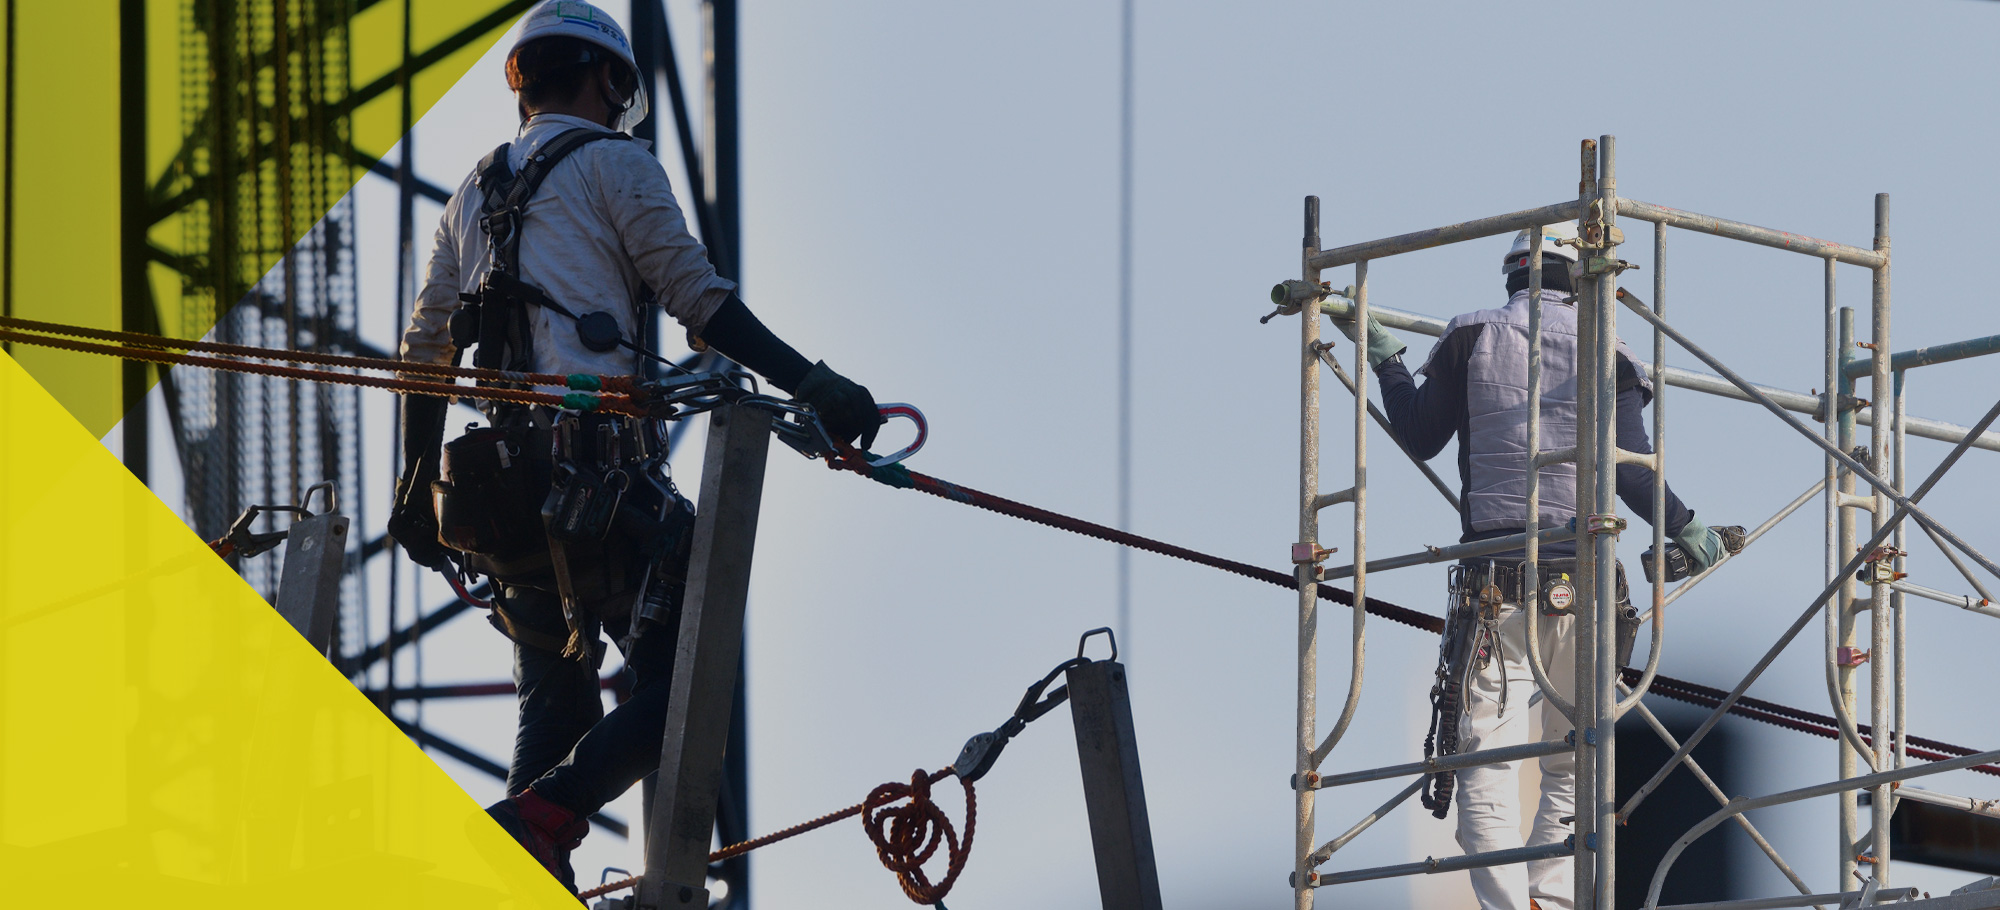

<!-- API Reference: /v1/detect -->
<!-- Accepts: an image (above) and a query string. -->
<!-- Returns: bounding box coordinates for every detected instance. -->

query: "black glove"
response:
[388,478,453,571]
[389,394,453,571]
[795,360,885,450]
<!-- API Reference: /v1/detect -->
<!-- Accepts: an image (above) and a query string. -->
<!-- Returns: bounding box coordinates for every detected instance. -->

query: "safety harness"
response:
[451,126,636,390]
[436,126,697,661]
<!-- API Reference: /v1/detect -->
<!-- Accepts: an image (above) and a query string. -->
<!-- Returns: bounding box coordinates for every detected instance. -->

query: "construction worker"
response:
[387,1,885,892]
[1333,222,1738,910]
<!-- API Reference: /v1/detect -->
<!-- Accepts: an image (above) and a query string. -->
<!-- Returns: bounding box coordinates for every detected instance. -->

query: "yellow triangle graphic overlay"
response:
[5,0,533,437]
[0,348,572,907]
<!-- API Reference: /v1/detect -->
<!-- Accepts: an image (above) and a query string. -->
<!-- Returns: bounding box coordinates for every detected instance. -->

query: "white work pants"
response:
[1454,603,1577,910]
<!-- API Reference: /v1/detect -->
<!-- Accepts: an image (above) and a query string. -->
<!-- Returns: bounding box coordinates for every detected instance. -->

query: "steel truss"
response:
[1274,136,2000,910]
[107,1,753,905]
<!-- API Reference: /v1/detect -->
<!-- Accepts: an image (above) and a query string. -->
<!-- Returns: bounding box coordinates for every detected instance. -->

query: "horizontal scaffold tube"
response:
[1843,332,2000,378]
[1307,200,1585,270]
[1307,738,1573,790]
[1658,889,1918,910]
[1642,748,2000,910]
[1320,526,1578,581]
[1318,298,2000,453]
[1894,786,2000,819]
[1616,198,1886,268]
[1313,840,1575,888]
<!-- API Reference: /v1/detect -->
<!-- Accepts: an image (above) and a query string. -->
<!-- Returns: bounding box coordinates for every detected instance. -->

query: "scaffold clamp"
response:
[1292,542,1335,564]
[1585,514,1628,535]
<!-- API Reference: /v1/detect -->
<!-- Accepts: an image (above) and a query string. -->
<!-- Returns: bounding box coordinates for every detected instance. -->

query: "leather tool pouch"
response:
[433,425,548,559]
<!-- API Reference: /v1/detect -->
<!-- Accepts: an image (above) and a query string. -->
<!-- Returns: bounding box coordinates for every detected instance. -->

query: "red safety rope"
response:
[822,448,1447,635]
[823,450,1999,773]
[576,767,970,904]
[6,314,1990,860]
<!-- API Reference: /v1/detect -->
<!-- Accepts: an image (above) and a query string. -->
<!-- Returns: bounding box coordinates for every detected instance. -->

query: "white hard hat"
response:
[1502,222,1581,274]
[510,1,650,133]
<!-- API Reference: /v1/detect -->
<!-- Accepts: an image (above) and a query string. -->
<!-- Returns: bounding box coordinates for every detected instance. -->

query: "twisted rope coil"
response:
[576,767,971,904]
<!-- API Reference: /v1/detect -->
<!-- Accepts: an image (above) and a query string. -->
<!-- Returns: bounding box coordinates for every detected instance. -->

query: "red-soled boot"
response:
[487,787,590,893]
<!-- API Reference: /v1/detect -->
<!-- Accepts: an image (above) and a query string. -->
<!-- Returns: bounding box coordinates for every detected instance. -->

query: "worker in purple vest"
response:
[1333,222,1740,910]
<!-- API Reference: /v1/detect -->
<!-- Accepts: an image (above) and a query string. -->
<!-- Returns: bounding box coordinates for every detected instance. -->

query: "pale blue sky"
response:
[133,1,2000,905]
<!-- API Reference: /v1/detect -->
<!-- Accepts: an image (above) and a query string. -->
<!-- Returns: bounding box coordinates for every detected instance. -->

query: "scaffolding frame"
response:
[1276,136,2000,910]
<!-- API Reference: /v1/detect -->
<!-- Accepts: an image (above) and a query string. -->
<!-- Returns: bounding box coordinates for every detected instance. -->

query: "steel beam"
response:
[638,403,772,910]
[1066,657,1163,910]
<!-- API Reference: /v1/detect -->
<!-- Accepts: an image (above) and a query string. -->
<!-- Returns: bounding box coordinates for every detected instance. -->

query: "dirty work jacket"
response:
[401,113,734,374]
[1374,288,1693,559]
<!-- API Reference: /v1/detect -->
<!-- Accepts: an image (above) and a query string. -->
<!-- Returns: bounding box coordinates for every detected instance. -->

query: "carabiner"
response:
[867,402,928,467]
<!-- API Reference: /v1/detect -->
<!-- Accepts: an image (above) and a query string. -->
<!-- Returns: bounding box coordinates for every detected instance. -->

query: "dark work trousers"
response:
[498,580,681,820]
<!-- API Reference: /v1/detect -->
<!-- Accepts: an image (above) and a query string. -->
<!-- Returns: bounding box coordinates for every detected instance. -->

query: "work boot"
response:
[487,787,589,893]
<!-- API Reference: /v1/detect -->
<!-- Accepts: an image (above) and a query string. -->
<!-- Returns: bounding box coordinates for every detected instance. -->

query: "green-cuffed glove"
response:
[1673,514,1725,574]
[1332,313,1407,369]
[796,361,886,450]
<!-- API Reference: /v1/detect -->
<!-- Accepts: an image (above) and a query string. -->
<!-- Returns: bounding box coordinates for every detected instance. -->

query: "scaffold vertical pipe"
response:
[1834,304,1861,888]
[1295,195,1322,910]
[1630,218,1669,712]
[1892,369,1908,779]
[1867,193,1893,881]
[1589,134,1624,910]
[1571,138,1601,909]
[1524,224,1576,721]
[1315,259,1370,758]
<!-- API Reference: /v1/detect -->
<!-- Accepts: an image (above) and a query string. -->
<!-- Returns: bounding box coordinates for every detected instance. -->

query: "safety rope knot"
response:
[863,768,975,906]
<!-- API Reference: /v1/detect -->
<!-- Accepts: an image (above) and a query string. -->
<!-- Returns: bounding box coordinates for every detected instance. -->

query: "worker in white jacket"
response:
[389,1,884,892]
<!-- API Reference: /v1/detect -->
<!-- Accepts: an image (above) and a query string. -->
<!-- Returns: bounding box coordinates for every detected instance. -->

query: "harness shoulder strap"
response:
[475,142,514,214]
[481,128,630,274]
[504,127,630,212]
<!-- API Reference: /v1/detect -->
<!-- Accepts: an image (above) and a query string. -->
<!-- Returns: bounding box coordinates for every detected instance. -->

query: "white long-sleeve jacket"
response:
[400,113,734,375]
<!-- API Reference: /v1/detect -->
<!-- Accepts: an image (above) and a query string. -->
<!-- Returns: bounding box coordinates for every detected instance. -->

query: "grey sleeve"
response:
[595,143,736,334]
[401,184,473,365]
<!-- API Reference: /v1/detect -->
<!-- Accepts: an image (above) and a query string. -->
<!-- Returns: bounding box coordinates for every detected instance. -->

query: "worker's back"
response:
[1429,287,1650,534]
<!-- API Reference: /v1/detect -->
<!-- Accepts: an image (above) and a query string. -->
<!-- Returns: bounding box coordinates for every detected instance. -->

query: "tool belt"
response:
[1419,557,1638,820]
[433,406,696,658]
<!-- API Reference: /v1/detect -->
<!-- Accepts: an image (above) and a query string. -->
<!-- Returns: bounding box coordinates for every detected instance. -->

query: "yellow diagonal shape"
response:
[5,0,530,437]
[0,348,572,908]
